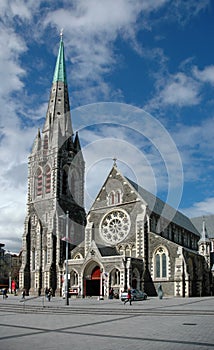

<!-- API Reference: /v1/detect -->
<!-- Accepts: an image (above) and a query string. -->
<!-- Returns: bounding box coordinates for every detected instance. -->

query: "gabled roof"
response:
[127,177,200,236]
[191,215,214,239]
[88,164,200,236]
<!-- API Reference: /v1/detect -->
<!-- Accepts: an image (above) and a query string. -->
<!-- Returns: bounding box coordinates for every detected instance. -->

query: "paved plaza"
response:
[0,295,213,350]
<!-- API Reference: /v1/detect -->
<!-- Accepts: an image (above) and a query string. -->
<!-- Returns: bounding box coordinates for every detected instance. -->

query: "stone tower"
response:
[19,33,86,296]
[198,219,211,267]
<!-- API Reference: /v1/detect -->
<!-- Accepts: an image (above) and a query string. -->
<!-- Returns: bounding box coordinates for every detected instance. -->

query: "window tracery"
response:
[154,246,168,279]
[45,165,51,193]
[107,189,122,206]
[36,168,42,196]
[100,209,130,244]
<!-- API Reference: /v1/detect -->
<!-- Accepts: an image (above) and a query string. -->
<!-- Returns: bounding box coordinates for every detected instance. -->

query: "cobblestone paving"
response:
[0,296,213,350]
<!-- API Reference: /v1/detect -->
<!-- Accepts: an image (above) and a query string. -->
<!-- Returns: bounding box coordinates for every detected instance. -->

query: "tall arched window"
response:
[116,191,120,204]
[110,191,115,205]
[70,169,80,203]
[109,268,120,286]
[70,270,78,286]
[45,165,51,193]
[108,190,122,206]
[154,247,168,279]
[36,168,42,196]
[43,135,48,155]
[62,167,68,195]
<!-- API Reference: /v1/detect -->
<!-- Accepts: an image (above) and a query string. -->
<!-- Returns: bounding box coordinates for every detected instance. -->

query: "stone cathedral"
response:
[19,36,213,298]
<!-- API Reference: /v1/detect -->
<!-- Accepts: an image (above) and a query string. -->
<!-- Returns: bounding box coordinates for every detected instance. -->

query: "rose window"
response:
[100,210,130,244]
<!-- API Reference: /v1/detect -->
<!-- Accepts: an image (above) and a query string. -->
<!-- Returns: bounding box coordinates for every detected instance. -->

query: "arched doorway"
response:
[83,264,102,297]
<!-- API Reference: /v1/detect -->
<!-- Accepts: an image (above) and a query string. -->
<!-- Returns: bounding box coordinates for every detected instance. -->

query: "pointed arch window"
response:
[70,270,78,286]
[154,247,168,279]
[43,135,48,155]
[70,171,75,200]
[36,168,42,196]
[110,192,115,205]
[45,165,51,194]
[62,167,68,195]
[110,268,120,286]
[116,190,121,204]
[108,190,122,206]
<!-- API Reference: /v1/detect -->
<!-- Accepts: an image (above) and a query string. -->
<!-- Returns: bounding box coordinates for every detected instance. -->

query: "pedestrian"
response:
[109,287,114,299]
[21,289,26,299]
[47,288,52,301]
[3,288,8,299]
[124,289,132,305]
[45,286,49,299]
[158,283,163,299]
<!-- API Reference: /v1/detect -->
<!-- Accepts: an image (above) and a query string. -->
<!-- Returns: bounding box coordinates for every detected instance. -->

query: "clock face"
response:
[100,209,130,244]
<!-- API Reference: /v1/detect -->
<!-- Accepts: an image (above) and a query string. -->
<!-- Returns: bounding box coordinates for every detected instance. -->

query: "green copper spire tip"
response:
[53,30,67,84]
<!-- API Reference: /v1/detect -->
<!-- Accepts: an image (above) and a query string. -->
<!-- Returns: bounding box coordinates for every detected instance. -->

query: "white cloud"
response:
[193,65,214,85]
[0,26,26,97]
[181,197,214,218]
[157,72,201,107]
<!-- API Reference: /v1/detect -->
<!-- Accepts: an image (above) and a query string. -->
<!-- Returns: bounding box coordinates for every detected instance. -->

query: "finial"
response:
[60,28,64,40]
[113,157,117,166]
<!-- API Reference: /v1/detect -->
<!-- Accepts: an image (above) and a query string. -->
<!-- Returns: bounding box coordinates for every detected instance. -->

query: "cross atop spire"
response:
[60,28,64,40]
[113,157,117,166]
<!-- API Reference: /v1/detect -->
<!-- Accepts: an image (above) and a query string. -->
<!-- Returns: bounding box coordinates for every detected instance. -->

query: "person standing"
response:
[158,283,163,299]
[109,287,114,299]
[124,289,132,305]
[47,288,52,301]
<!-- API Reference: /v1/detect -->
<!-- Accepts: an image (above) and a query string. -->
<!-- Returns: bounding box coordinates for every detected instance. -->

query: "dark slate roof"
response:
[98,246,120,257]
[127,177,200,236]
[191,215,214,239]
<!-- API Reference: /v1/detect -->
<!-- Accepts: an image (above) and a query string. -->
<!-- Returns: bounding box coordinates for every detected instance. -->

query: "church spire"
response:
[198,217,210,266]
[53,29,67,84]
[42,32,73,146]
[199,218,209,243]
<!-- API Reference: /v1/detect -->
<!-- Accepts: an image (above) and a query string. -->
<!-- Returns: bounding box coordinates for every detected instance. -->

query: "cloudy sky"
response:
[0,0,214,253]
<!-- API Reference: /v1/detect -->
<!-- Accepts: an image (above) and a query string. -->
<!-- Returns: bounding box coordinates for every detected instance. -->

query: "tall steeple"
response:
[42,30,73,148]
[198,218,210,266]
[19,33,86,297]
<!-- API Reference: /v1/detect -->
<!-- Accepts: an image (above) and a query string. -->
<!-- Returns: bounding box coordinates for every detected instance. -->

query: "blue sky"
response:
[0,0,214,253]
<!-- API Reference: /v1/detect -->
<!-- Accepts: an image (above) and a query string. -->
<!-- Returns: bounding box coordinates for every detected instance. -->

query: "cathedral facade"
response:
[20,37,213,298]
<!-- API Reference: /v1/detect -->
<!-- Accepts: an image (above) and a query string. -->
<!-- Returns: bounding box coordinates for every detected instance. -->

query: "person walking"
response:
[3,288,8,299]
[45,286,49,299]
[21,289,26,299]
[124,289,132,305]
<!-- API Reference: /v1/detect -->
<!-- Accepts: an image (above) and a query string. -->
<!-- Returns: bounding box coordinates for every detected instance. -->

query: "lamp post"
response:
[99,268,104,300]
[60,211,69,306]
[65,210,69,306]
